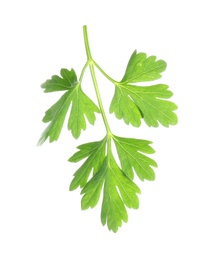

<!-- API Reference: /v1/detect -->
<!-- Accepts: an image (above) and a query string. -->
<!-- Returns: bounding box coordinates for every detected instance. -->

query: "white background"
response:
[0,0,211,259]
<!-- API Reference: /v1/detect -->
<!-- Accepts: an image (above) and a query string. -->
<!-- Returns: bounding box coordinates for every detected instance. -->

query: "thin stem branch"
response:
[93,60,117,84]
[79,61,89,82]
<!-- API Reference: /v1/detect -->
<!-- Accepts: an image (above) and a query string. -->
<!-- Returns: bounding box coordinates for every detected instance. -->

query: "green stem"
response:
[79,61,89,82]
[83,25,112,135]
[93,60,117,84]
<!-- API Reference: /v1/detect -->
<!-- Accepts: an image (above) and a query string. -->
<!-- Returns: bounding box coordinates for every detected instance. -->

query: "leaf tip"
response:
[69,182,76,191]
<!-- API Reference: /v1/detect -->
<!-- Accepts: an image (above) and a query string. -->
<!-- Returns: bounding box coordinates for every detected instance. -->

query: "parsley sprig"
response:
[39,25,177,232]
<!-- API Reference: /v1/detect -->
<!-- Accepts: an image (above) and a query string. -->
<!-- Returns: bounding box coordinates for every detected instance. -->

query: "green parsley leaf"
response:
[38,69,100,144]
[69,134,146,232]
[110,50,177,127]
[113,135,157,181]
[121,50,167,83]
[110,83,177,127]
